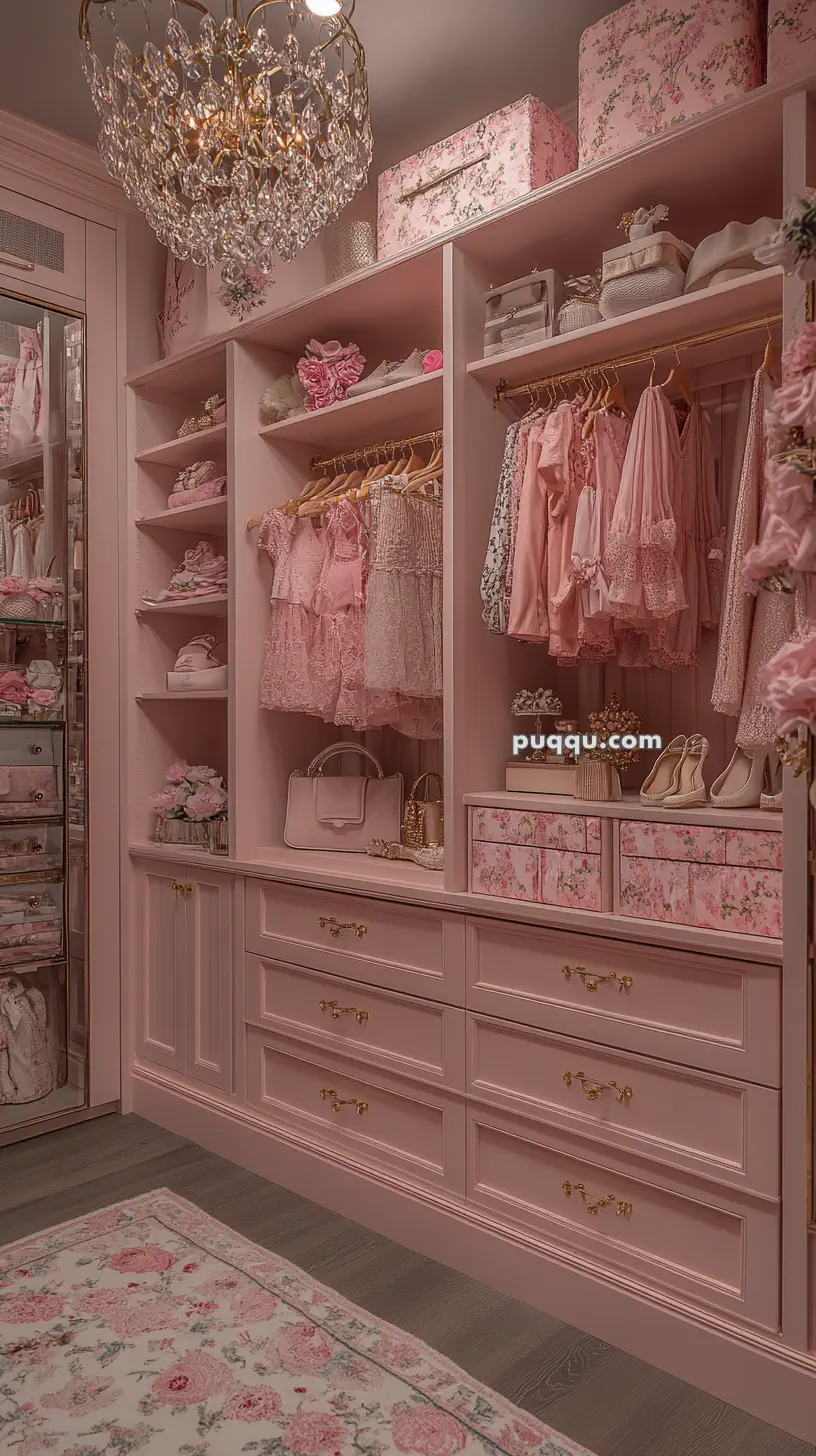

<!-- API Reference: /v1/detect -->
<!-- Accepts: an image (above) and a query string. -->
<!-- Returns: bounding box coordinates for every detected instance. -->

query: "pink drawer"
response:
[471,842,602,911]
[468,1105,780,1330]
[620,857,782,939]
[472,807,600,852]
[725,830,783,871]
[620,820,782,871]
[246,1028,465,1196]
[245,954,466,1091]
[246,879,465,1005]
[467,1012,779,1196]
[466,920,780,1086]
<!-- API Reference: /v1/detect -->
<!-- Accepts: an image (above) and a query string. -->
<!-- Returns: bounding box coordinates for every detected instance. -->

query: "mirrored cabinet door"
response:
[0,287,86,1136]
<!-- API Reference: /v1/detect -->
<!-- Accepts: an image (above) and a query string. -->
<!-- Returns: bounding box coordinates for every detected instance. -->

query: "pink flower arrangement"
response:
[422,349,443,373]
[782,322,816,382]
[758,631,816,735]
[297,339,366,411]
[151,762,228,823]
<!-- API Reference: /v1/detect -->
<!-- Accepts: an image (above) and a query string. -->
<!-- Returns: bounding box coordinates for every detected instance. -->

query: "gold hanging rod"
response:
[494,312,783,407]
[310,429,442,474]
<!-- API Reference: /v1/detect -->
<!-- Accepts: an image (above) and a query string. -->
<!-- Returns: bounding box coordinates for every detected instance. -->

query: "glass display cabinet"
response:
[0,287,86,1136]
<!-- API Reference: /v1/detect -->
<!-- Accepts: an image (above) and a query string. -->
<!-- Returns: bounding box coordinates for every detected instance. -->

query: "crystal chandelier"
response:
[78,0,373,274]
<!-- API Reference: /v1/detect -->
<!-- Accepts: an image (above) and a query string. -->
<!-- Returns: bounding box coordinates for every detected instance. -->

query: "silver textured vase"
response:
[332,221,377,281]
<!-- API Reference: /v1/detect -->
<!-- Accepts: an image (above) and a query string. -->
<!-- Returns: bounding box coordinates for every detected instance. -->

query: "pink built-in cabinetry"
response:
[123,73,816,1444]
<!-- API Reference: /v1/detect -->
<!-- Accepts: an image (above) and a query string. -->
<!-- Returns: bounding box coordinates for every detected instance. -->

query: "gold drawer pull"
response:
[172,881,193,896]
[318,916,367,939]
[320,1086,369,1115]
[564,1071,632,1104]
[562,964,633,994]
[320,999,369,1025]
[563,1180,633,1218]
[398,150,491,204]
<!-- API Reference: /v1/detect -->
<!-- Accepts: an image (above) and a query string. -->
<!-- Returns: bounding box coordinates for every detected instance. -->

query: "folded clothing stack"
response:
[346,348,443,398]
[169,459,226,510]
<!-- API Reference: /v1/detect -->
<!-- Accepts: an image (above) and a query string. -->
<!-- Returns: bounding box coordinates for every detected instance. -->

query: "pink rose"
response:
[284,1412,344,1453]
[223,1385,283,1421]
[166,761,191,784]
[152,1350,235,1406]
[149,787,177,813]
[185,783,228,821]
[775,369,816,435]
[759,631,816,734]
[107,1245,175,1274]
[0,1291,64,1322]
[392,1409,467,1456]
[41,1376,121,1416]
[783,321,816,380]
[185,764,218,783]
[742,512,801,587]
[422,350,443,373]
[273,1321,333,1372]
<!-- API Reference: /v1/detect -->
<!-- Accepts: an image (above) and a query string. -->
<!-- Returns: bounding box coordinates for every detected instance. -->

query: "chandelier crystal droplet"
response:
[78,0,373,273]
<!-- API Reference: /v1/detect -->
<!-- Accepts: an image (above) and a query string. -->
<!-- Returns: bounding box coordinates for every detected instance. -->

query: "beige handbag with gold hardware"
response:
[285,743,403,854]
[402,772,444,848]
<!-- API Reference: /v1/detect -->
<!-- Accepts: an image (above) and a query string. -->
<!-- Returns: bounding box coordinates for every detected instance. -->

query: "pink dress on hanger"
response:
[506,412,546,607]
[258,511,337,721]
[540,400,585,661]
[605,386,687,627]
[508,419,550,641]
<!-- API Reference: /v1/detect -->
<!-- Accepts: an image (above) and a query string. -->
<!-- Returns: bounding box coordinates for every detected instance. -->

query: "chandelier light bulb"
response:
[77,0,372,274]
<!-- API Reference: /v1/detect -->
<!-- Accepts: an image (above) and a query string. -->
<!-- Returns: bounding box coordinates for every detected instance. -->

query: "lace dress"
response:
[365,482,443,705]
[605,386,687,625]
[258,511,337,721]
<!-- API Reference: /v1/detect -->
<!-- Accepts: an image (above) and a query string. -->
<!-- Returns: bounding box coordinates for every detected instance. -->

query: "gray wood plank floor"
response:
[0,1112,812,1456]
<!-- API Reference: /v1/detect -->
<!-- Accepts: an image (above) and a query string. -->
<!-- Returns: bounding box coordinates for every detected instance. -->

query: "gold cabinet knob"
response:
[320,1086,369,1115]
[172,881,193,895]
[319,999,369,1025]
[562,964,633,993]
[563,1071,633,1103]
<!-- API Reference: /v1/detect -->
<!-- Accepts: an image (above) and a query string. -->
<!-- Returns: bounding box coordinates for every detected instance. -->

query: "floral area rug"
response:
[0,1189,597,1456]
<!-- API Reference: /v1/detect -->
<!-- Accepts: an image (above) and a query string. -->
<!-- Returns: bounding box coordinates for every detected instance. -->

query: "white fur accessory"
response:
[260,373,307,424]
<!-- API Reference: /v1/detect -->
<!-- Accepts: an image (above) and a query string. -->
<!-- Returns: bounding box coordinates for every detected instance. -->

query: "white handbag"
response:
[284,743,403,854]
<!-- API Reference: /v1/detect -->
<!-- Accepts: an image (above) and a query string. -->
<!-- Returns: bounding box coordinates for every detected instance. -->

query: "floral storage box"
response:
[578,0,765,168]
[469,806,607,913]
[377,97,578,261]
[768,2,816,80]
[618,821,782,939]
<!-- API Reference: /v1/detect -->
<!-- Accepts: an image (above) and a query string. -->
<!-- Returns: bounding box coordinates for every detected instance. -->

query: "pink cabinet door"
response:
[184,866,234,1093]
[136,863,188,1076]
[135,860,233,1092]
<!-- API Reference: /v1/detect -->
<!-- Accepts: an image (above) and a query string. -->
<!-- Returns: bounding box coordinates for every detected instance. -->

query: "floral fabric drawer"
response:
[471,807,599,853]
[471,841,602,911]
[725,830,782,871]
[377,96,577,260]
[620,820,726,863]
[768,2,816,79]
[620,857,782,938]
[578,0,765,167]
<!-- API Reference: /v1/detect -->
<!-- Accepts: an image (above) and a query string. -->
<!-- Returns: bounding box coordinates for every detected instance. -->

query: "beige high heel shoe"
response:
[663,735,709,807]
[640,735,687,805]
[710,745,772,808]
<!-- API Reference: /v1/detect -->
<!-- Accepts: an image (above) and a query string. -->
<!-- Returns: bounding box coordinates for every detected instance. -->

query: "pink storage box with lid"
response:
[578,0,765,168]
[377,96,577,261]
[768,2,816,79]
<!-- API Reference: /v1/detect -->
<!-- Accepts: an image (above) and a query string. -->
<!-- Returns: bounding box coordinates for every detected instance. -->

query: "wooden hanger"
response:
[662,347,693,405]
[763,325,778,385]
[582,372,608,440]
[603,367,633,418]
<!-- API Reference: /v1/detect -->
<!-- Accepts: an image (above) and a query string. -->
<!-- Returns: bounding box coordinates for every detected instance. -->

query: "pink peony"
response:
[107,1245,175,1275]
[185,783,228,821]
[273,1321,333,1372]
[422,350,443,374]
[775,369,816,435]
[185,764,218,783]
[149,787,177,813]
[759,631,816,734]
[223,1385,283,1421]
[0,1291,64,1322]
[284,1412,344,1454]
[783,321,816,381]
[392,1409,467,1456]
[166,760,191,784]
[152,1350,235,1406]
[742,511,801,587]
[41,1377,121,1415]
[297,339,365,411]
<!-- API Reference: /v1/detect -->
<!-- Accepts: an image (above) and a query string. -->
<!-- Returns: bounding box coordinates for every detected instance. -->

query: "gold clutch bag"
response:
[402,772,444,848]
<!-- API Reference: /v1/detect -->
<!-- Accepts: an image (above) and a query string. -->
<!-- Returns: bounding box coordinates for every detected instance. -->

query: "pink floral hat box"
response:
[578,0,765,168]
[377,96,577,261]
[768,1,816,80]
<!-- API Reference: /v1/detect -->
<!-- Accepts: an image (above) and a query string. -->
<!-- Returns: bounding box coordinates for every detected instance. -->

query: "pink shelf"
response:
[469,270,784,390]
[135,423,227,468]
[259,370,443,452]
[137,496,227,533]
[464,790,782,833]
[136,692,228,702]
[253,844,443,894]
[0,444,43,483]
[136,593,228,619]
